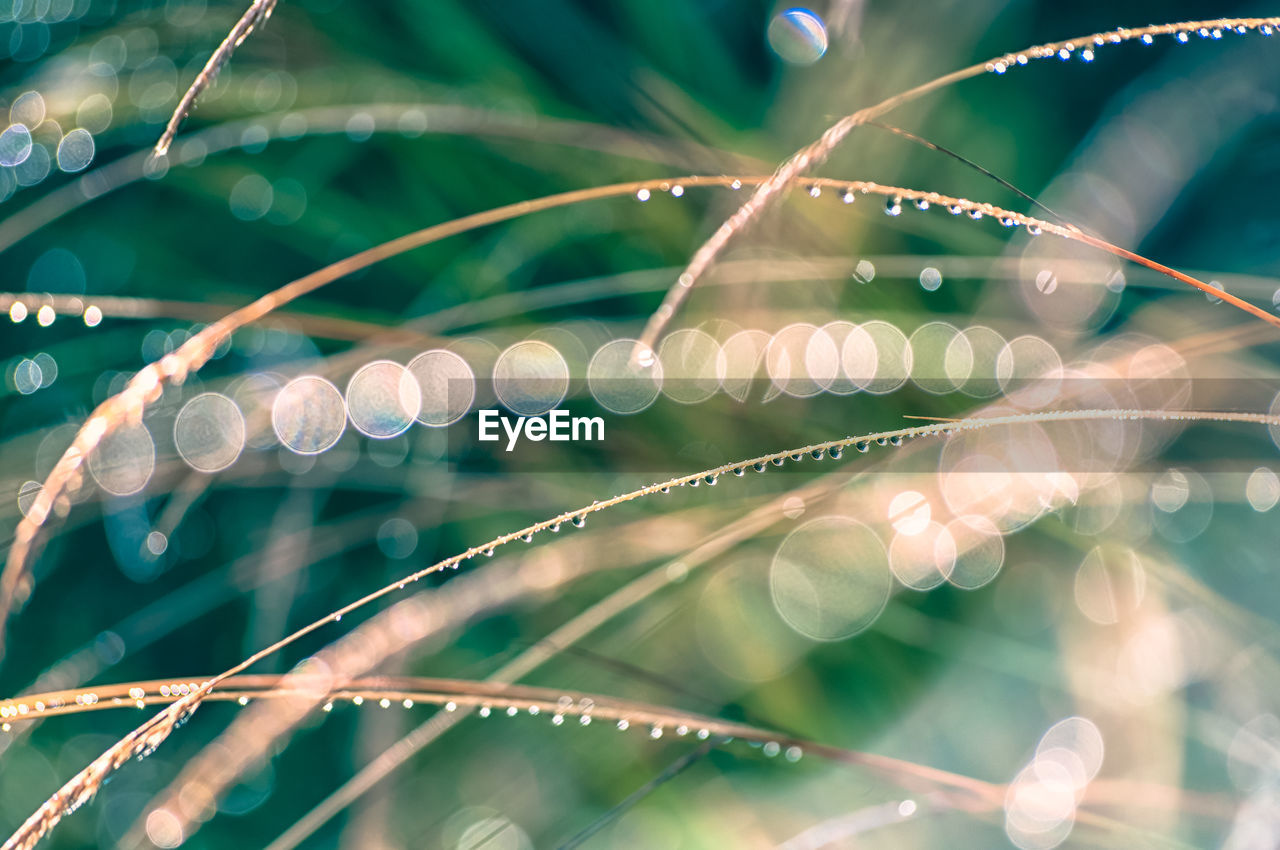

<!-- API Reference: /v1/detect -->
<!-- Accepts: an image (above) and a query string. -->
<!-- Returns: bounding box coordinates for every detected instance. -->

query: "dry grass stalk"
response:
[154,0,279,156]
[4,169,1268,662]
[8,406,1280,849]
[635,17,1280,353]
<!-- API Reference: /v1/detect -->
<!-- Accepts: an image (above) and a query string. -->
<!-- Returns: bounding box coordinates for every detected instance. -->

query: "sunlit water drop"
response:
[767,7,828,66]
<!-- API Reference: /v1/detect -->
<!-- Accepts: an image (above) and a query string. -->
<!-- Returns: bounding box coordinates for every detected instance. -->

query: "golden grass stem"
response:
[7,406,1280,850]
[634,17,1280,352]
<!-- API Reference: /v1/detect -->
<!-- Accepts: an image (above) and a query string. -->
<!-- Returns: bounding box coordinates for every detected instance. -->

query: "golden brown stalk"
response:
[0,174,1268,663]
[155,0,279,156]
[7,407,1280,850]
[634,17,1280,353]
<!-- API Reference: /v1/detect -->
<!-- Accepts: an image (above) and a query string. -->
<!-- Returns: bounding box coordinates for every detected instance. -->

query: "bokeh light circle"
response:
[767,8,828,65]
[88,422,155,496]
[587,339,663,414]
[407,349,475,427]
[346,360,421,438]
[174,392,246,473]
[770,516,891,641]
[658,328,724,404]
[272,375,347,454]
[493,340,570,416]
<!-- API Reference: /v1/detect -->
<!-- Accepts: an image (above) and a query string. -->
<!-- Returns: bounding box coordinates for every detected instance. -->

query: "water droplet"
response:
[636,188,650,201]
[767,7,828,66]
[754,462,767,473]
[572,515,586,528]
[520,533,532,543]
[947,204,962,215]
[703,475,718,486]
[810,449,825,460]
[856,441,869,453]
[852,259,876,283]
[967,208,983,220]
[732,466,746,476]
[771,457,785,466]
[884,195,902,216]
[841,190,855,204]
[1027,223,1042,236]
[808,185,820,198]
[1035,269,1058,295]
[829,446,843,459]
[913,197,930,211]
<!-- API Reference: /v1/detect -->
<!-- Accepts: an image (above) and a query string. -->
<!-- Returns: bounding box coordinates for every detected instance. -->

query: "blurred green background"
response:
[3,1,1280,848]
